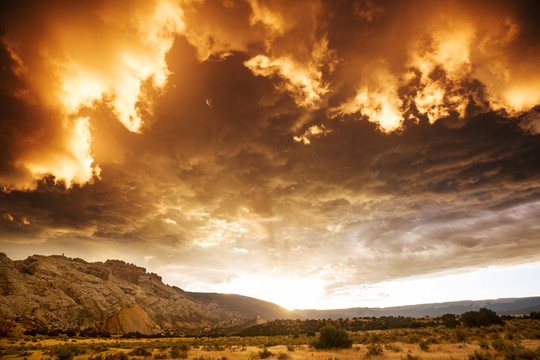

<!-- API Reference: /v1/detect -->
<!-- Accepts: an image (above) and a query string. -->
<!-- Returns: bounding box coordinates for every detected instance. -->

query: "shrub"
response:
[366,343,383,356]
[258,348,273,359]
[369,333,381,343]
[455,329,469,342]
[170,347,188,359]
[90,354,128,360]
[441,314,459,328]
[460,308,503,328]
[419,341,429,352]
[402,354,420,360]
[80,328,111,337]
[47,344,86,360]
[408,335,420,344]
[175,343,190,351]
[312,326,353,349]
[55,347,74,360]
[89,343,110,353]
[276,352,290,360]
[498,343,540,360]
[468,351,493,360]
[490,338,514,352]
[129,347,152,357]
[103,354,129,360]
[384,344,402,352]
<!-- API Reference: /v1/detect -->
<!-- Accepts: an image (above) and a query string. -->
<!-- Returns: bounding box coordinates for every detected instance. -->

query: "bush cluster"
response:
[45,344,86,360]
[366,343,383,356]
[312,326,353,349]
[460,308,503,327]
[128,347,152,357]
[89,354,128,360]
[258,348,273,359]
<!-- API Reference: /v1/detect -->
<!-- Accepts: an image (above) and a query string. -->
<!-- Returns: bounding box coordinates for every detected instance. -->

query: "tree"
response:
[460,308,503,327]
[312,326,353,349]
[441,313,459,328]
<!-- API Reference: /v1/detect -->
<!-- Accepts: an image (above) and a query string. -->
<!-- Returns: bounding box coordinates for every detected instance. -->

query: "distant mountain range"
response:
[295,297,540,319]
[1,253,538,337]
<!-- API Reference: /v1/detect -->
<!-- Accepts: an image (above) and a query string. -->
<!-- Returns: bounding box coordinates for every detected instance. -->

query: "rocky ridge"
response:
[0,253,296,334]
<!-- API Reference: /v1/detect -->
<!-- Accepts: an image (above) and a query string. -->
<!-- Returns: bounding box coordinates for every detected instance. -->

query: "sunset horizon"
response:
[2,0,540,313]
[3,251,540,311]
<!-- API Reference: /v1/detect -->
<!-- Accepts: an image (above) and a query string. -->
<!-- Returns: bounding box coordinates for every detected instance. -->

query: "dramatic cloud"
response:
[244,37,333,108]
[1,0,540,309]
[329,0,540,133]
[0,0,184,188]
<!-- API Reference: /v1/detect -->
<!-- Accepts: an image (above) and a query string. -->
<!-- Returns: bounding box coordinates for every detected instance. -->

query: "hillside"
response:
[0,253,296,335]
[296,297,540,319]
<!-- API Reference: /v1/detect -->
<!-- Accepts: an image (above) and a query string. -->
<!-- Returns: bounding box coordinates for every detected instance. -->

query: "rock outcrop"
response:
[99,303,160,335]
[0,253,297,333]
[0,318,25,337]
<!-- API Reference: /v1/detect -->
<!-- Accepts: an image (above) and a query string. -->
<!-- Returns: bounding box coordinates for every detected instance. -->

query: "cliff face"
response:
[0,253,296,333]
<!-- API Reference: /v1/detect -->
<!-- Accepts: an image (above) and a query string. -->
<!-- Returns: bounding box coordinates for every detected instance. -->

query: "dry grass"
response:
[2,341,539,360]
[1,320,540,360]
[103,341,540,360]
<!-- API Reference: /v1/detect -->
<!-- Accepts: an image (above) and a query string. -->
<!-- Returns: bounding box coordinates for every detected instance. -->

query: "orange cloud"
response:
[293,124,332,144]
[331,3,540,134]
[1,0,185,188]
[334,65,403,132]
[244,37,334,108]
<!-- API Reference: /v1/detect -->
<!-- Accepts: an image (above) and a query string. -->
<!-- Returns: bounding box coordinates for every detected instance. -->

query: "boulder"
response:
[99,303,160,335]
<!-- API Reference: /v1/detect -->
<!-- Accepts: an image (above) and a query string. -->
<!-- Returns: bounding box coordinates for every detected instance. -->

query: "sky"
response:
[1,0,540,311]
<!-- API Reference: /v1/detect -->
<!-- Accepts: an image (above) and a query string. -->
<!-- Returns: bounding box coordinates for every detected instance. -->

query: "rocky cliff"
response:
[0,253,296,334]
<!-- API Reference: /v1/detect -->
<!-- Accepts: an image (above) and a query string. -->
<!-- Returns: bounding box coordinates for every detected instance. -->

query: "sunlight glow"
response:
[503,85,540,112]
[24,117,98,185]
[334,68,403,132]
[159,261,540,311]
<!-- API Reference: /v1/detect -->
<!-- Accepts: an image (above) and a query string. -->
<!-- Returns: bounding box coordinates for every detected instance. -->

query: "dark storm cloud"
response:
[1,0,540,300]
